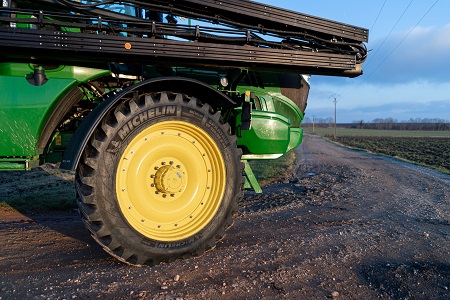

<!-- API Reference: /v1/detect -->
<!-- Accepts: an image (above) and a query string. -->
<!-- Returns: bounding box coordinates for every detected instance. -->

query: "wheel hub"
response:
[153,162,186,196]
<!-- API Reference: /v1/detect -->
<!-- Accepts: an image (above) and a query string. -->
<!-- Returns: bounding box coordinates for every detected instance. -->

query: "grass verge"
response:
[248,150,299,187]
[0,164,76,214]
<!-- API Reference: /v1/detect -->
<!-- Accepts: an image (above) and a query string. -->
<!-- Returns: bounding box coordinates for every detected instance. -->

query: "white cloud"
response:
[364,22,450,83]
[305,22,450,122]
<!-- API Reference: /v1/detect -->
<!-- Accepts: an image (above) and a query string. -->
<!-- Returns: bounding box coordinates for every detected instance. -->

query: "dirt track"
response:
[1,134,449,299]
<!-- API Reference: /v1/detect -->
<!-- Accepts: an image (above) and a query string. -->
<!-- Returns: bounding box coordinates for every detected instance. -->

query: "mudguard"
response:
[60,76,236,170]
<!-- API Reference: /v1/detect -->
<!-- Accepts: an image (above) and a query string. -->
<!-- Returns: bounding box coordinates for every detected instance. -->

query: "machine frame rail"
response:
[0,26,361,77]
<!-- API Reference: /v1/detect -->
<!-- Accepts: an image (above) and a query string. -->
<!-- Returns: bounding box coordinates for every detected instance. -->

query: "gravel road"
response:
[1,134,449,299]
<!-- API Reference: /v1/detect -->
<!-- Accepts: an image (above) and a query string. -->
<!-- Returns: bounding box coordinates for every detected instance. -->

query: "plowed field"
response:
[333,136,450,174]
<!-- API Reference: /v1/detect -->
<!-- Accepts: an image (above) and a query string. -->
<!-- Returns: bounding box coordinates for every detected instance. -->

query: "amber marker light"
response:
[125,43,132,50]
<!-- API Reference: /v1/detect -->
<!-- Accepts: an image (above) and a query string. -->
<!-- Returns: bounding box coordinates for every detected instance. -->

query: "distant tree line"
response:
[303,117,334,125]
[302,117,450,131]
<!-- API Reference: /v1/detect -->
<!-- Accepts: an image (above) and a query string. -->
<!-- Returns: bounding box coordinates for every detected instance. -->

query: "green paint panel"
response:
[0,76,77,157]
[233,76,305,157]
[270,93,303,128]
[236,109,291,155]
[0,63,110,82]
[287,128,303,152]
[0,63,110,158]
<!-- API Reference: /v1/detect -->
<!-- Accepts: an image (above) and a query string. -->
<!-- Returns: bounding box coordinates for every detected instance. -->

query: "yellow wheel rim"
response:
[116,120,226,241]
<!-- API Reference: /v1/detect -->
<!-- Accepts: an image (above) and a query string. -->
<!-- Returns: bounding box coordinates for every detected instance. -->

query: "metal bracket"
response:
[243,160,262,194]
[240,91,253,130]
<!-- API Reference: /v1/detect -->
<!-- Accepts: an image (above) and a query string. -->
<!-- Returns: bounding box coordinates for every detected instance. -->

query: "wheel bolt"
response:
[161,162,166,165]
[163,194,167,198]
[154,166,159,170]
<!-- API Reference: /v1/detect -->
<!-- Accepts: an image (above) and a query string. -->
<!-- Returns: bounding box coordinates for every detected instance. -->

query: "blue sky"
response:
[257,0,450,123]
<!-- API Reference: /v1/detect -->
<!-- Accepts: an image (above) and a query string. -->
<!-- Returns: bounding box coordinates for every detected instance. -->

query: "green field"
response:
[303,127,450,137]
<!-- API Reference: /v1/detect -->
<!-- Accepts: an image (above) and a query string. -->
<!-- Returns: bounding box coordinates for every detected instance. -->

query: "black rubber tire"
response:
[76,90,243,266]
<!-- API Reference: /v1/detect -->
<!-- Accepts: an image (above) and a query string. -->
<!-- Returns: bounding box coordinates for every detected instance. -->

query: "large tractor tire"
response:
[76,91,243,265]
